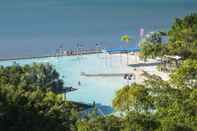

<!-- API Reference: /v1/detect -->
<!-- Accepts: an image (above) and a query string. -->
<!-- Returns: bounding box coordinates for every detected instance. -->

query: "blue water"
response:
[0,54,133,106]
[0,0,197,58]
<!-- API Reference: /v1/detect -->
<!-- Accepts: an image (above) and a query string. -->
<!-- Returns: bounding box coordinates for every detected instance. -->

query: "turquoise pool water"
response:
[0,54,132,106]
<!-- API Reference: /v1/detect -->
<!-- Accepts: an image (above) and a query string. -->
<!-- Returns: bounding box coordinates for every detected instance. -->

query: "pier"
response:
[0,48,102,62]
[81,72,134,77]
[55,47,103,57]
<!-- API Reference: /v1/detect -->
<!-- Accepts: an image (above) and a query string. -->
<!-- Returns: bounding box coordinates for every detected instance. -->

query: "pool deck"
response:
[114,53,170,83]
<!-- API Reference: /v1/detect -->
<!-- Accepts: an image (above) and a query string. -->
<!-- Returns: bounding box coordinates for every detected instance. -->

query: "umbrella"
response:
[120,35,132,65]
[121,35,131,43]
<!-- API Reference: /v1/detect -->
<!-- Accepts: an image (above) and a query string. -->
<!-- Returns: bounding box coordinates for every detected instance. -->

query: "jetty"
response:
[81,72,134,77]
[55,47,102,57]
[0,48,102,62]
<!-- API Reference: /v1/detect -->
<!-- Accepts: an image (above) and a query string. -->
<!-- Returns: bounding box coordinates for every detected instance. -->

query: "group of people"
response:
[124,73,134,80]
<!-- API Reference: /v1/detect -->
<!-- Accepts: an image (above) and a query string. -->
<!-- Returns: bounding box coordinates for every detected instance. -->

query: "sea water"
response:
[0,0,197,58]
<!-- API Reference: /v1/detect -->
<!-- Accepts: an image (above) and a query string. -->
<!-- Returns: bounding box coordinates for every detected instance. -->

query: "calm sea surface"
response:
[0,0,197,58]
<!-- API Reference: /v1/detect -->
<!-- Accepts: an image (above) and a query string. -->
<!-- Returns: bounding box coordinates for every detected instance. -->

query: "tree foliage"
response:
[0,63,64,93]
[110,59,197,131]
[140,13,197,60]
[0,63,78,131]
[168,13,197,59]
[139,32,167,59]
[76,116,122,131]
[170,59,197,88]
[111,75,197,130]
[112,83,153,113]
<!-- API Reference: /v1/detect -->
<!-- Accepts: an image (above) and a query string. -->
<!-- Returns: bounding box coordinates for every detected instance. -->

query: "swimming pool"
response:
[0,53,133,106]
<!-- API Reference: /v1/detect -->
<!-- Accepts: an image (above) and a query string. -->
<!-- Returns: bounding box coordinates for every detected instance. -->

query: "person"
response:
[128,74,132,80]
[78,81,81,86]
[124,74,128,79]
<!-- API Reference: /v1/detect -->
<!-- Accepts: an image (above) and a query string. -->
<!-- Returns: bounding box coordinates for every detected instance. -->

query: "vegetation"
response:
[112,84,152,113]
[170,59,197,88]
[111,59,197,130]
[168,13,197,59]
[0,63,64,93]
[0,63,79,131]
[139,31,167,60]
[140,13,197,60]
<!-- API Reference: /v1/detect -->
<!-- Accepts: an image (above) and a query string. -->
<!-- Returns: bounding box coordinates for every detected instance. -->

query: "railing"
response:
[55,48,102,57]
[0,48,103,62]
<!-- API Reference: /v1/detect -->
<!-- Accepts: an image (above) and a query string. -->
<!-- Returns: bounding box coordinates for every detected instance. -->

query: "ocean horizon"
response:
[0,0,197,59]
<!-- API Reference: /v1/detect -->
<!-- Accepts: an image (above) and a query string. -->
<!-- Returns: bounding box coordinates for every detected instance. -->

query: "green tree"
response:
[0,64,79,131]
[0,85,78,131]
[76,116,121,131]
[143,73,197,131]
[112,83,153,113]
[139,32,167,59]
[167,13,197,59]
[122,112,160,131]
[170,59,197,88]
[0,63,64,93]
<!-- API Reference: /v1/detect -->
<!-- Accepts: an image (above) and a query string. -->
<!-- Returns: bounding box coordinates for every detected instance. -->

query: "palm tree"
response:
[112,85,131,112]
[112,83,150,112]
[121,35,132,65]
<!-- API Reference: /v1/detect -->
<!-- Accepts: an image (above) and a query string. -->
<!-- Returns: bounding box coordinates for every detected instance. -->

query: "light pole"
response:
[96,43,100,58]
